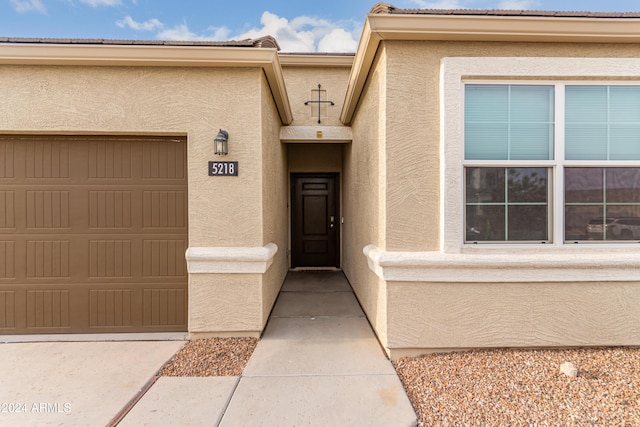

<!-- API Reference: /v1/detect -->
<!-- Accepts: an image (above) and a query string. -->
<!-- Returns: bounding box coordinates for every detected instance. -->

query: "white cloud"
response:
[156,24,199,41]
[318,28,359,53]
[231,11,360,52]
[116,16,227,42]
[232,12,314,51]
[10,0,46,14]
[206,26,232,41]
[154,23,231,42]
[80,0,122,6]
[117,16,163,31]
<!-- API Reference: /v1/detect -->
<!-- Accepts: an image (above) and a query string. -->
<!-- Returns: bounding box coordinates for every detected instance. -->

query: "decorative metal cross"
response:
[304,84,335,124]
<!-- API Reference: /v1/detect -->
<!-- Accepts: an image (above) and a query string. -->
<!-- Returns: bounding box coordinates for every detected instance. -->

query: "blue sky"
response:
[3,0,640,52]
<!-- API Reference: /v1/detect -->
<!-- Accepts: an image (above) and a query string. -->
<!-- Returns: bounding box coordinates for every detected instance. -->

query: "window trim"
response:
[441,56,640,253]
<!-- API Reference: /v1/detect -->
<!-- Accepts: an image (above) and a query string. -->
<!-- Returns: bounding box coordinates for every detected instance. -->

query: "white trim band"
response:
[280,126,352,143]
[364,244,640,282]
[186,243,278,274]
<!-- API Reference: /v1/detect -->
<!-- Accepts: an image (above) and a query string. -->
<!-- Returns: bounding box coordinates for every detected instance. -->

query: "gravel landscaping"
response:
[160,338,258,377]
[393,347,640,426]
[158,339,639,425]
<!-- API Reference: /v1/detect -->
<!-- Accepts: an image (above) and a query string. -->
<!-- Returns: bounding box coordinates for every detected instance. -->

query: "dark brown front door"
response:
[291,174,339,268]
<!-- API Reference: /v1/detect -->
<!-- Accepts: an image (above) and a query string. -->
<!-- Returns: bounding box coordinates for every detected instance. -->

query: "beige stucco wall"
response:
[387,280,640,357]
[342,49,389,346]
[260,73,289,326]
[384,44,440,252]
[189,274,262,335]
[359,40,640,356]
[0,64,266,246]
[282,65,350,127]
[382,40,640,253]
[0,63,283,336]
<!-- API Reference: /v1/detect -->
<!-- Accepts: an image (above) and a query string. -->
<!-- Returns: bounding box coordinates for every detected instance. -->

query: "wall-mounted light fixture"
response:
[214,129,229,155]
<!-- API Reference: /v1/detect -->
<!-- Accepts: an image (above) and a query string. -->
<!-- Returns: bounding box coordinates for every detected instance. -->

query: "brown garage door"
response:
[0,135,188,334]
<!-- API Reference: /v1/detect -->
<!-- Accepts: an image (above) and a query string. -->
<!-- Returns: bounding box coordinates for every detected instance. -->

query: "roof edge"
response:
[0,36,280,49]
[278,53,354,67]
[387,8,640,18]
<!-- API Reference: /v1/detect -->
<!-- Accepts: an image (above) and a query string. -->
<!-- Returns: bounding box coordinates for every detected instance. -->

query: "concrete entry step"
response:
[281,270,352,292]
[271,291,363,318]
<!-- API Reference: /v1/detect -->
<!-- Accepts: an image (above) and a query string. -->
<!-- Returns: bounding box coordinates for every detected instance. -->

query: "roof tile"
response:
[0,36,279,49]
[381,6,640,18]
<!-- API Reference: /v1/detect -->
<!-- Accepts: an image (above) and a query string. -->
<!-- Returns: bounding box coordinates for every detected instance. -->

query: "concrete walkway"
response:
[124,271,417,426]
[220,271,417,426]
[0,340,185,426]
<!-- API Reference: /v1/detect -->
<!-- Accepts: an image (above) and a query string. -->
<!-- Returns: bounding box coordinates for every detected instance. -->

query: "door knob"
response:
[329,215,334,229]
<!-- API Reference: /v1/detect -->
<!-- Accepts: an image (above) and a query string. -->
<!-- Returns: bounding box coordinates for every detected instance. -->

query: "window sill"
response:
[363,244,640,283]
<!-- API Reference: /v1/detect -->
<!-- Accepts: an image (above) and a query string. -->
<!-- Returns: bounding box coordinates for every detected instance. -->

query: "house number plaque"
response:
[208,161,238,176]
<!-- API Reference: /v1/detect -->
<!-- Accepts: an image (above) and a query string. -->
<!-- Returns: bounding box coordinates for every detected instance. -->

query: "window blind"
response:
[465,85,554,160]
[566,86,640,160]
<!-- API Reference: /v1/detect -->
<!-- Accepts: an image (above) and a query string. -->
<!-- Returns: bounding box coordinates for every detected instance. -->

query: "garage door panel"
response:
[0,290,16,329]
[89,288,133,328]
[8,187,84,232]
[143,287,187,327]
[2,283,187,333]
[142,239,188,278]
[89,240,132,278]
[89,190,133,229]
[89,140,132,179]
[9,284,82,333]
[0,241,15,279]
[143,190,187,228]
[0,191,15,228]
[86,187,188,232]
[26,190,70,229]
[143,140,186,180]
[26,289,71,329]
[26,240,70,278]
[0,140,15,178]
[0,136,188,334]
[25,140,70,179]
[0,286,75,332]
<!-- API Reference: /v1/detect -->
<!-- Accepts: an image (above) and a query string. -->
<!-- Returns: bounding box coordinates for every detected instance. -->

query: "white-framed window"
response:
[441,57,640,253]
[463,82,640,244]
